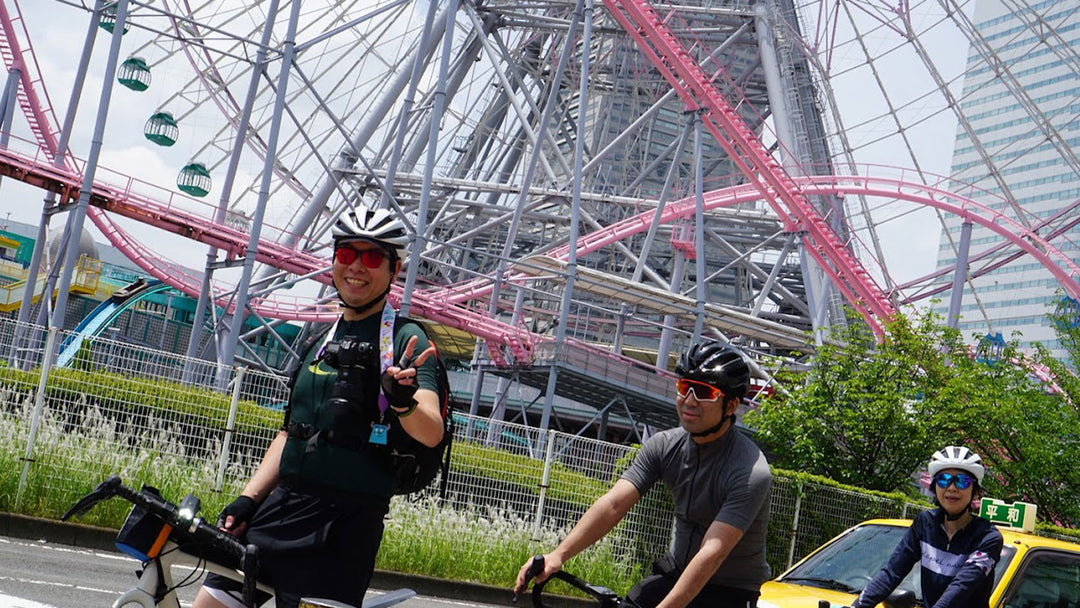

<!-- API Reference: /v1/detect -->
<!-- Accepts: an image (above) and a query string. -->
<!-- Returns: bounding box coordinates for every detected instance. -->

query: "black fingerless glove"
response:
[217,495,258,530]
[381,370,419,412]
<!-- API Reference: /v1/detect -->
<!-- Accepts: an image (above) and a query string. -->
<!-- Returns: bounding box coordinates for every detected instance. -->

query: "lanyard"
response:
[314,302,396,414]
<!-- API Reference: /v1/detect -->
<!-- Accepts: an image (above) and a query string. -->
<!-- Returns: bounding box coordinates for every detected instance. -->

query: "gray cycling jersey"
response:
[621,426,772,591]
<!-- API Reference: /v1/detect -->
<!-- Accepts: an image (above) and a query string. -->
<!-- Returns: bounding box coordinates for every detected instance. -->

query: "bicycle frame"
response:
[65,477,416,608]
[112,539,273,608]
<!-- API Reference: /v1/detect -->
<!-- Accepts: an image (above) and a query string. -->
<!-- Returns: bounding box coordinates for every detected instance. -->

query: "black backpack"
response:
[386,316,455,496]
[284,316,455,497]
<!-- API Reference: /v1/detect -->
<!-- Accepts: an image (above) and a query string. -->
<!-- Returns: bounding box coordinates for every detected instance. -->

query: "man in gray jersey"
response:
[514,341,772,608]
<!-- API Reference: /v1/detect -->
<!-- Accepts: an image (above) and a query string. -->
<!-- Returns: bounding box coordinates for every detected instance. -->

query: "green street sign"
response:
[979,498,1036,532]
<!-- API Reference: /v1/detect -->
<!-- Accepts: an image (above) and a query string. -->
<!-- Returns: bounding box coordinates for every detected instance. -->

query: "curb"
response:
[0,512,592,608]
[0,511,118,553]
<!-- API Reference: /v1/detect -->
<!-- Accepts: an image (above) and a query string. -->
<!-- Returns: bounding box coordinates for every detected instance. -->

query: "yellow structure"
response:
[0,255,103,312]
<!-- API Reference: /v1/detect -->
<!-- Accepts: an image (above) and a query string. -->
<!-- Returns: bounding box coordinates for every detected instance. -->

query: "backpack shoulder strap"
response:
[394,315,447,397]
[285,322,333,389]
[393,314,428,337]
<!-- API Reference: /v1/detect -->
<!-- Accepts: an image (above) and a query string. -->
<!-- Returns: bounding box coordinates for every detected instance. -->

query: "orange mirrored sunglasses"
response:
[675,378,724,401]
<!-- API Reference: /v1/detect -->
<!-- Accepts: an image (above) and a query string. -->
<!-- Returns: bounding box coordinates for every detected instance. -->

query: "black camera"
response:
[322,337,379,423]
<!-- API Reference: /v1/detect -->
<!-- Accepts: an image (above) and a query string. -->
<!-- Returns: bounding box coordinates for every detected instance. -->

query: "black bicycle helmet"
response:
[332,207,409,261]
[676,342,751,399]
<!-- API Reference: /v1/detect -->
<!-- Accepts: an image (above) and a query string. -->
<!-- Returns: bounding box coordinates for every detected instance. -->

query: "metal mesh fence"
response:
[1,317,932,576]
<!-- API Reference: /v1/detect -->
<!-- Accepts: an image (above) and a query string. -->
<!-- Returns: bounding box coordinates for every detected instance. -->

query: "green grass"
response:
[0,399,640,595]
[378,496,643,595]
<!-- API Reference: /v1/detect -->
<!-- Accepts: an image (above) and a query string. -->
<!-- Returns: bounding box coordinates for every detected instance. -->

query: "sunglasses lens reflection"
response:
[360,249,385,268]
[335,248,356,265]
[676,379,721,401]
[335,247,386,268]
[934,473,974,490]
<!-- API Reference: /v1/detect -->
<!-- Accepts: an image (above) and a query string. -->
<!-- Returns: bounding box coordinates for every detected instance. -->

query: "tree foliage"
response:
[746,306,1080,525]
[746,310,967,493]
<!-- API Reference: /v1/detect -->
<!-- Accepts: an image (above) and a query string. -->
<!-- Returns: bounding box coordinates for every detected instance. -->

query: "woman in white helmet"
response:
[851,446,1003,608]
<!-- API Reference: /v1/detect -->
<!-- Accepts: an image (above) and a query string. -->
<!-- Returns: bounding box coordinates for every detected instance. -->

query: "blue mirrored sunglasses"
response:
[933,472,974,490]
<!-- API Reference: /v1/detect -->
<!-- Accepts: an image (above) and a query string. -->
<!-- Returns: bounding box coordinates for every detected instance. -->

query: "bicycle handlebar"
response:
[522,555,623,608]
[63,475,260,606]
[65,475,249,564]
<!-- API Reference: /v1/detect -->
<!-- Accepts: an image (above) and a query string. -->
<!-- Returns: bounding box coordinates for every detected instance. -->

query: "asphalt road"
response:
[0,533,515,608]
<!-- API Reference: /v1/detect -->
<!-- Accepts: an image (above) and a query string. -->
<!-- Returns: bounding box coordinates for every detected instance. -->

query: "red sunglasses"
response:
[334,247,388,269]
[676,378,724,401]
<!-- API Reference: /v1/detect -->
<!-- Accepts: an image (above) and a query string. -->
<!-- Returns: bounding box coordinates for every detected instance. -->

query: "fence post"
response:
[786,480,804,569]
[17,326,59,508]
[215,366,247,492]
[532,429,557,540]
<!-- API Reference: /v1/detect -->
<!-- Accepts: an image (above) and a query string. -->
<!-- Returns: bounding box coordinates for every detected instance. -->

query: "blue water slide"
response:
[56,278,172,368]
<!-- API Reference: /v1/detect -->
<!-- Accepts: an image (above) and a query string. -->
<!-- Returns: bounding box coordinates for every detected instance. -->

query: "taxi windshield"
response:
[780,523,1015,605]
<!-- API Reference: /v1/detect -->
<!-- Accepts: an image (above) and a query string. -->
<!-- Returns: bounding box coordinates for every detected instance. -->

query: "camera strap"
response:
[315,303,398,416]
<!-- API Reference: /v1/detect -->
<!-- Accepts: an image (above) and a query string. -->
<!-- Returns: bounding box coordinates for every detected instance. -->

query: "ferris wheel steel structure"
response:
[2,0,1079,433]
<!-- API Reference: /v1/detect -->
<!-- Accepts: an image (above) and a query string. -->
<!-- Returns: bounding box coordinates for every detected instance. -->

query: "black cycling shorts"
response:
[202,484,388,608]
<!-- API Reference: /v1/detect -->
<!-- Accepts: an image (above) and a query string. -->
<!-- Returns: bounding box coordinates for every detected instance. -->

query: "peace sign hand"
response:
[381,335,437,411]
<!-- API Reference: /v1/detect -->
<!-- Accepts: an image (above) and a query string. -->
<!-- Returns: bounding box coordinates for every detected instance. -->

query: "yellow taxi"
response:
[759,499,1080,608]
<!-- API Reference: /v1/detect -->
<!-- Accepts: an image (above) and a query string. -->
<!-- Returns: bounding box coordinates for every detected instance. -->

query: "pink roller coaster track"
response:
[1,0,1079,364]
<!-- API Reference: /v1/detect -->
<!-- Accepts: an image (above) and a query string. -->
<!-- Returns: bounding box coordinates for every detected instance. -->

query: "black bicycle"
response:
[517,555,628,608]
[62,475,415,608]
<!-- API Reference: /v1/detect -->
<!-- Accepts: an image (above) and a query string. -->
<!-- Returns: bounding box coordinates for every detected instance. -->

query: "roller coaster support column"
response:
[692,112,707,341]
[0,67,19,150]
[400,0,459,317]
[486,291,523,447]
[946,221,974,329]
[184,0,282,380]
[220,0,302,376]
[636,115,692,370]
[51,0,130,332]
[486,0,586,433]
[657,252,688,369]
[378,0,441,220]
[755,4,834,339]
[539,0,595,443]
[12,0,99,363]
[613,304,629,356]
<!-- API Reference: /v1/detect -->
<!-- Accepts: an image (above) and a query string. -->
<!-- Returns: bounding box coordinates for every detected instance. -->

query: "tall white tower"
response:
[936,0,1080,358]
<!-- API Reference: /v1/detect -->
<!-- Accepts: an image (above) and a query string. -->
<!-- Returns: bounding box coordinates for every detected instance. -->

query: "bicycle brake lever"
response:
[61,475,122,520]
[513,554,545,603]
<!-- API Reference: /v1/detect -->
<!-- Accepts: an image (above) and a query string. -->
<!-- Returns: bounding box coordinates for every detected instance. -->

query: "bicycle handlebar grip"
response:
[527,555,549,608]
[186,517,248,564]
[526,555,545,581]
[512,555,545,605]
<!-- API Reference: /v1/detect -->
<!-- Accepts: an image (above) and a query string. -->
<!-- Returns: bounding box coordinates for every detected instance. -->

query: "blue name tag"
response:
[369,424,388,445]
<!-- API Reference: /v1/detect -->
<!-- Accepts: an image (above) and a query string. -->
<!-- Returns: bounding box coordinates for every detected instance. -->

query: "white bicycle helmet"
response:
[332,208,409,261]
[928,446,985,484]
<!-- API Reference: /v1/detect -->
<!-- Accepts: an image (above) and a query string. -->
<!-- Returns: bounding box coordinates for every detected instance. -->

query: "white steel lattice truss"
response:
[0,0,1077,429]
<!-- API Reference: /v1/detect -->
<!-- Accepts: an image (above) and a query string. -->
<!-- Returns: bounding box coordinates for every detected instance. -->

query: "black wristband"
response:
[390,401,418,418]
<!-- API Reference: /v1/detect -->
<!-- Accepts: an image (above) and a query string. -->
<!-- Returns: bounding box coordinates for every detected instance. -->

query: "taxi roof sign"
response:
[979,498,1036,533]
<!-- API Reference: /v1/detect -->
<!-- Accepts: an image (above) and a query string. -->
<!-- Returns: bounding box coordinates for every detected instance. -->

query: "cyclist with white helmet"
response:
[194,208,444,608]
[515,341,772,608]
[851,446,1003,608]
